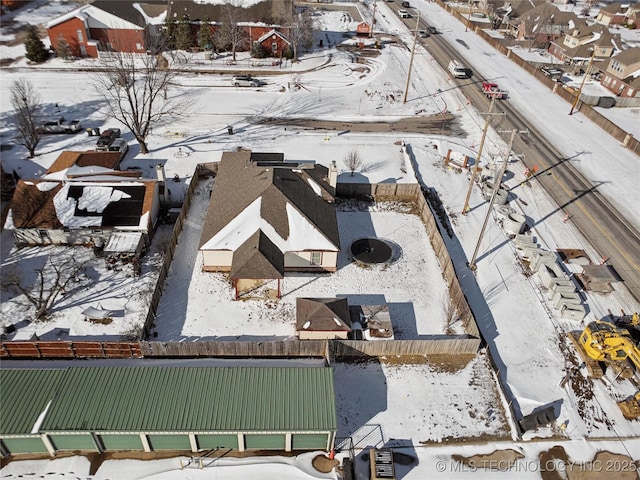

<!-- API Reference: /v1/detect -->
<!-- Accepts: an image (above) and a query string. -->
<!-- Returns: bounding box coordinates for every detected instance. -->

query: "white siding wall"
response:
[202,250,233,270]
[285,251,337,270]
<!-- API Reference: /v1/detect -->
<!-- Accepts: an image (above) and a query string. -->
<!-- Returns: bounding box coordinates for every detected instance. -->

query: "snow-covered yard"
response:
[2,0,640,479]
[152,178,452,340]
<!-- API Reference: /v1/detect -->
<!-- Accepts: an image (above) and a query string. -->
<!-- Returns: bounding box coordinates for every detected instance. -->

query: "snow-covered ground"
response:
[1,0,640,478]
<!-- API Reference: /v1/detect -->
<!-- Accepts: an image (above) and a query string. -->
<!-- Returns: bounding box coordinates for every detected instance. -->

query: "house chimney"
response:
[329,160,338,188]
[155,164,166,183]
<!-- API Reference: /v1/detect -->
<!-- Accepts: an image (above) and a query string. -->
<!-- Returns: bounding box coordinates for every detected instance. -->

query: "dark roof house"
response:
[297,297,352,339]
[199,150,339,298]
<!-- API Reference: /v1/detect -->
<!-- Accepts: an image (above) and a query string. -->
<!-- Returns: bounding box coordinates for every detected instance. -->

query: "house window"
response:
[77,29,84,43]
[272,42,278,53]
[311,252,322,265]
[610,60,623,73]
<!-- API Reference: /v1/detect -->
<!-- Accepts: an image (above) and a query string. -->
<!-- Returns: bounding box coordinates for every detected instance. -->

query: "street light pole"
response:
[403,15,421,104]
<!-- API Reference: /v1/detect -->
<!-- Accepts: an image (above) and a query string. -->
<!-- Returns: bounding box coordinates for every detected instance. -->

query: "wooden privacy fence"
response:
[336,183,419,200]
[0,337,480,360]
[0,338,479,360]
[330,337,480,358]
[140,340,328,358]
[0,341,142,359]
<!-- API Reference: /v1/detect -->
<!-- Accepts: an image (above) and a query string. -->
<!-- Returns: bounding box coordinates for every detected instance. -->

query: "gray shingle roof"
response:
[199,151,340,254]
[230,230,284,279]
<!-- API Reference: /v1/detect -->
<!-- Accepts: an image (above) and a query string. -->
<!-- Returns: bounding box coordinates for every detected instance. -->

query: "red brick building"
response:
[253,28,291,57]
[47,4,149,58]
[46,0,294,59]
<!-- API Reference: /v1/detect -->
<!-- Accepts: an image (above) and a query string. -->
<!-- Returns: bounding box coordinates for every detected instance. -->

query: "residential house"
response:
[4,151,159,247]
[46,0,295,58]
[549,24,621,68]
[600,47,640,97]
[595,2,628,27]
[199,150,340,299]
[254,29,292,58]
[296,297,352,340]
[510,3,583,48]
[46,1,164,58]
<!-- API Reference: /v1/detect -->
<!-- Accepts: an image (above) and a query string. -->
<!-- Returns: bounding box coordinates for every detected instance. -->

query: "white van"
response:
[448,60,471,79]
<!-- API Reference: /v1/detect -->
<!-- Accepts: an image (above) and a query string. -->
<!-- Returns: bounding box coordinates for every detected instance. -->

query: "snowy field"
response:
[2,0,640,478]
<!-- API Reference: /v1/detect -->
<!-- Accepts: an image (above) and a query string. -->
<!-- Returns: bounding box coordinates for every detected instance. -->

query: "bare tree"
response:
[344,150,362,176]
[89,43,193,154]
[216,3,249,61]
[443,293,457,335]
[285,8,314,62]
[10,78,41,158]
[3,253,88,320]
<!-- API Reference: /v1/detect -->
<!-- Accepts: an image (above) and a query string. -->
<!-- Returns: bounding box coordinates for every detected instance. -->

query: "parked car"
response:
[418,30,429,38]
[401,1,411,7]
[95,128,121,150]
[231,75,259,87]
[399,9,411,18]
[36,118,82,134]
[541,67,563,80]
[426,26,439,34]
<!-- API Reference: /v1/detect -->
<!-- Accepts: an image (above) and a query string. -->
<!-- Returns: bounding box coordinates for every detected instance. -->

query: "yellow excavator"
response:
[579,321,640,419]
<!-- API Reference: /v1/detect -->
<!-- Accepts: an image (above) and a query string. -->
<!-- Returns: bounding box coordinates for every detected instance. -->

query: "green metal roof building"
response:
[0,366,336,457]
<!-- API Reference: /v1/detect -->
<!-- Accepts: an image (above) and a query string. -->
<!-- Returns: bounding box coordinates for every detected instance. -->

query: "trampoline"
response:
[350,238,394,265]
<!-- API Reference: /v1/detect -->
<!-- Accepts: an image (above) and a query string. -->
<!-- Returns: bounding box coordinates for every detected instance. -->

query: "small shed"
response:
[297,297,352,340]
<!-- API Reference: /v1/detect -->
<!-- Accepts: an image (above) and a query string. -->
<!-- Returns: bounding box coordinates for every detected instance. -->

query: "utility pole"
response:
[370,0,377,38]
[468,129,528,270]
[461,97,503,214]
[465,0,472,32]
[403,14,421,104]
[569,47,596,115]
